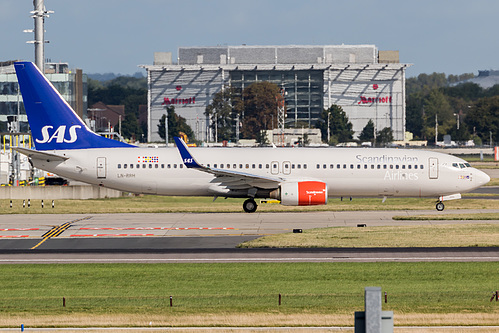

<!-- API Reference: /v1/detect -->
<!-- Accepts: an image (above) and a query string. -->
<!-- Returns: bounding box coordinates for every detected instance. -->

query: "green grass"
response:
[0,263,498,317]
[484,178,499,186]
[239,224,499,248]
[394,213,499,221]
[2,194,499,214]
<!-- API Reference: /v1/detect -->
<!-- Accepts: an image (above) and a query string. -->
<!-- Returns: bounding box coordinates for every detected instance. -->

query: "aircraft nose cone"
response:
[475,170,491,187]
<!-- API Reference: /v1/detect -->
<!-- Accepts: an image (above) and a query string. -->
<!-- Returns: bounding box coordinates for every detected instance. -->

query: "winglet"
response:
[174,137,203,168]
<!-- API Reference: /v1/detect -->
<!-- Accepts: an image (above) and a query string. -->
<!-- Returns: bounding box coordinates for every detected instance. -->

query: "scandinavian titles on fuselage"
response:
[355,154,419,164]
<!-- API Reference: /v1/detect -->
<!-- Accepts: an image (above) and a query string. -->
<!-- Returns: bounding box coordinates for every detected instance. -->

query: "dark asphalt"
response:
[0,236,260,253]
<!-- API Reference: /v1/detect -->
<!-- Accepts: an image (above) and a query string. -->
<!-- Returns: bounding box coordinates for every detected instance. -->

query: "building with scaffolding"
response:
[142,45,410,143]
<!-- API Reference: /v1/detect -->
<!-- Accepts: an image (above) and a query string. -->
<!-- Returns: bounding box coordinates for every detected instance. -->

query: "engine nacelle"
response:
[270,181,328,206]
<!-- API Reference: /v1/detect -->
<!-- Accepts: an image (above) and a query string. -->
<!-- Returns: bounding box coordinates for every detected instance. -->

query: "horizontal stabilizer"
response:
[13,147,68,161]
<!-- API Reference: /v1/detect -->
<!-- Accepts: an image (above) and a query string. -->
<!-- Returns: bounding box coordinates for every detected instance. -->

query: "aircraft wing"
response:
[13,147,69,161]
[174,137,282,190]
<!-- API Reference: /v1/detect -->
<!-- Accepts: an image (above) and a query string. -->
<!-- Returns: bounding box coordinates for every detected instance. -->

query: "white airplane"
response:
[13,61,490,213]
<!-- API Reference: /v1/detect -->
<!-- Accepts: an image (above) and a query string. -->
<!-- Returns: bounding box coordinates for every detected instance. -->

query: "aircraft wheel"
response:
[243,198,258,213]
[436,202,445,211]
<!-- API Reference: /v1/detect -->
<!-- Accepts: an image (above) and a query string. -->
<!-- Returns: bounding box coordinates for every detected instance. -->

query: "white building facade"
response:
[142,45,410,143]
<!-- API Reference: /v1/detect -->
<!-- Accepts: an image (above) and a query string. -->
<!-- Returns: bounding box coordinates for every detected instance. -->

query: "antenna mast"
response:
[26,0,53,72]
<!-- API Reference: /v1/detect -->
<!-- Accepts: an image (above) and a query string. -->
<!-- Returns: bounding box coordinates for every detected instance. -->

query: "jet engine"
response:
[270,181,328,206]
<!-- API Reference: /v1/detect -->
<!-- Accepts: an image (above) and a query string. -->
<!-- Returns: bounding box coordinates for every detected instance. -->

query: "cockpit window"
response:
[453,162,471,168]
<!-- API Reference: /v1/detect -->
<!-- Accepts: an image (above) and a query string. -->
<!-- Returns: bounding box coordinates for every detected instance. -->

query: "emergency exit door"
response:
[97,157,107,179]
[429,157,438,179]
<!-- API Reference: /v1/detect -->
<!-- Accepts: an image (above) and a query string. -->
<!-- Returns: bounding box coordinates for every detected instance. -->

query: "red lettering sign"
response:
[162,97,196,105]
[358,96,392,105]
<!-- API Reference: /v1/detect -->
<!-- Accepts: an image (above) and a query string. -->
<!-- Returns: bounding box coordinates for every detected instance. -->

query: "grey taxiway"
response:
[1,209,499,263]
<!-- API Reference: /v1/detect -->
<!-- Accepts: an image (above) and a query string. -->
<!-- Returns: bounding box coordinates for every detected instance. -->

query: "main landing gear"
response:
[243,198,258,213]
[436,201,445,211]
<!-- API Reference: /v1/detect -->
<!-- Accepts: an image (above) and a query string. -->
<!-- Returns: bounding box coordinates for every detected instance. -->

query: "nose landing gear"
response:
[436,201,445,211]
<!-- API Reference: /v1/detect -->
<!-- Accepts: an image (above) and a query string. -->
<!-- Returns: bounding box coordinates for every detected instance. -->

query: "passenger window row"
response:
[207,163,265,169]
[118,162,425,171]
[117,164,182,169]
[204,163,309,169]
[316,164,424,170]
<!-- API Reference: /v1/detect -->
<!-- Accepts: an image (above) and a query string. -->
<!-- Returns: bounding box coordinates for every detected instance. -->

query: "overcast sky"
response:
[1,0,498,77]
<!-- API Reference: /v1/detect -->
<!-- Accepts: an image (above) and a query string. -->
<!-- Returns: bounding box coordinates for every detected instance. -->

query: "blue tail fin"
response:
[15,62,134,150]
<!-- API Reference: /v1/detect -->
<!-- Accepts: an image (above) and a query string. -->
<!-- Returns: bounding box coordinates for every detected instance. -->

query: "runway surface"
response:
[1,209,499,263]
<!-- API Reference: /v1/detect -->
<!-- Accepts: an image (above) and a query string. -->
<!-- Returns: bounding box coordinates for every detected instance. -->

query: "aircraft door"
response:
[97,157,107,179]
[282,161,291,175]
[429,157,438,179]
[271,161,279,175]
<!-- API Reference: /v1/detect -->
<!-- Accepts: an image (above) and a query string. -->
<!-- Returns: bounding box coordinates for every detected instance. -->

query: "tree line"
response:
[88,72,499,146]
[87,76,147,142]
[406,73,499,145]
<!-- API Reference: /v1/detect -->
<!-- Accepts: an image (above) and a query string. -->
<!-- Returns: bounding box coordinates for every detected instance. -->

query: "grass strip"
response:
[394,213,499,221]
[0,263,498,327]
[239,224,499,248]
[2,195,499,214]
[484,178,499,186]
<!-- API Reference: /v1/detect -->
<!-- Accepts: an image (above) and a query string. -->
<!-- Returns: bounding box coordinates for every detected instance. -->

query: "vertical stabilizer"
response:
[15,62,133,150]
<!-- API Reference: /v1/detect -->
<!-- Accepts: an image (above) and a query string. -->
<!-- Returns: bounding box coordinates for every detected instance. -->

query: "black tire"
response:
[243,198,258,213]
[436,202,445,211]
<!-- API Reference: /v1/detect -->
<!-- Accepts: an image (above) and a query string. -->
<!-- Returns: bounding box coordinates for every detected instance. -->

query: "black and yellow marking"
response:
[41,222,72,238]
[31,216,92,250]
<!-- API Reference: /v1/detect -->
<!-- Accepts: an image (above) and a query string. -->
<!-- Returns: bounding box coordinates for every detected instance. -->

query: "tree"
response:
[121,113,142,142]
[204,86,243,142]
[421,90,455,141]
[406,73,447,96]
[442,82,483,101]
[317,104,354,145]
[405,92,425,138]
[376,127,393,146]
[465,96,499,145]
[157,106,195,143]
[358,119,375,143]
[87,77,147,141]
[241,81,281,143]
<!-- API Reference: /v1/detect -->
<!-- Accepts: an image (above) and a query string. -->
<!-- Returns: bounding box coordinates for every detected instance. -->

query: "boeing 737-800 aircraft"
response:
[13,61,490,213]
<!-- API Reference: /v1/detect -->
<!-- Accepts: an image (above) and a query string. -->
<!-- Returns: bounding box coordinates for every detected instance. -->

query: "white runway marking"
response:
[1,256,498,263]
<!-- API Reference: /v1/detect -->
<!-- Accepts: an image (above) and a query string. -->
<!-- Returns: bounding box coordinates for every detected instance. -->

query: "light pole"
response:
[454,112,460,130]
[164,110,168,146]
[235,113,240,144]
[327,111,331,144]
[215,112,218,143]
[435,113,438,146]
